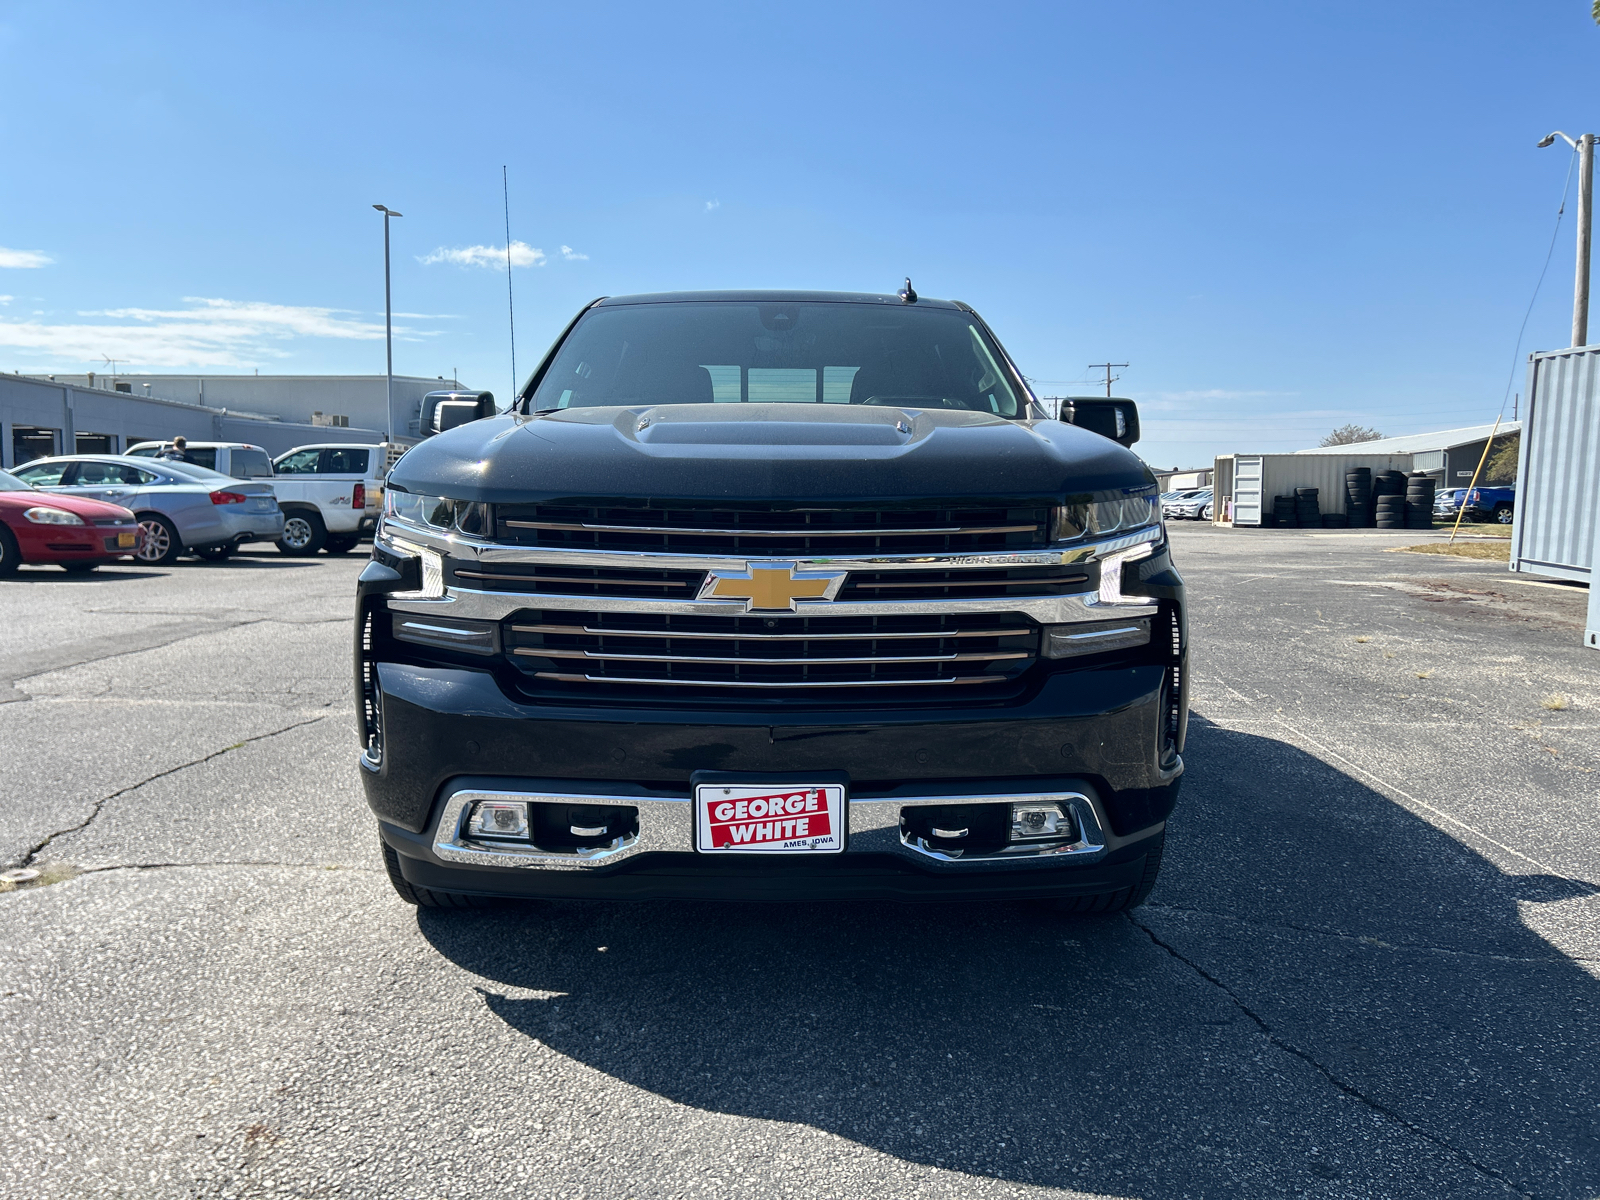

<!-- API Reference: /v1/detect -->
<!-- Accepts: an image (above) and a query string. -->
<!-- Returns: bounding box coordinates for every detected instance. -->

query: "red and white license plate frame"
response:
[694,783,846,854]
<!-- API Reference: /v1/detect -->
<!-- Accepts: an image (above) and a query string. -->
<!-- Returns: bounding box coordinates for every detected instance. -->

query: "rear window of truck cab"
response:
[530,301,1026,418]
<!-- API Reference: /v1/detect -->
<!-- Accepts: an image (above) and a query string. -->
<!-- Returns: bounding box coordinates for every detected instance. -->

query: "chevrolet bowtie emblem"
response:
[698,561,848,612]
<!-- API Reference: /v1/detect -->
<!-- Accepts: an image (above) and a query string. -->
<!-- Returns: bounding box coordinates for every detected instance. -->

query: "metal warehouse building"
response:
[31,373,467,439]
[2,372,481,468]
[1293,422,1520,485]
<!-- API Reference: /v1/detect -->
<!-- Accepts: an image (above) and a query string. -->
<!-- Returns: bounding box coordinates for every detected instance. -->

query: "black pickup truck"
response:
[356,290,1186,911]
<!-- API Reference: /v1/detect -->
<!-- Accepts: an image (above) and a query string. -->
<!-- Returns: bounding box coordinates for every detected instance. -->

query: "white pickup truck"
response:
[269,443,397,555]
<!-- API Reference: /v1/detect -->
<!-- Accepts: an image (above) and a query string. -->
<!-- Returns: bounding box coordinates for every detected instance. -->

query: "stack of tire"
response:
[1321,512,1348,527]
[1344,467,1373,528]
[1294,487,1321,527]
[1404,472,1436,530]
[1374,470,1407,529]
[1271,495,1297,527]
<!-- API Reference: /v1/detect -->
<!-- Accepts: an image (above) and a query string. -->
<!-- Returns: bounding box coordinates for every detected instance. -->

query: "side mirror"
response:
[1059,397,1140,448]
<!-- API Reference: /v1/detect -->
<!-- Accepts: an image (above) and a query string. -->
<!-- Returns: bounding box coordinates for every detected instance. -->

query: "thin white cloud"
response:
[392,311,463,319]
[559,245,588,261]
[705,200,720,212]
[0,296,434,369]
[420,240,545,269]
[0,295,12,305]
[0,247,52,269]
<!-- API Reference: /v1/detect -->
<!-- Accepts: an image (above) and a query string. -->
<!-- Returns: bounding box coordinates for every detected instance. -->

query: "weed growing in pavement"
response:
[1542,694,1571,711]
[1353,635,1371,643]
[1415,671,1433,679]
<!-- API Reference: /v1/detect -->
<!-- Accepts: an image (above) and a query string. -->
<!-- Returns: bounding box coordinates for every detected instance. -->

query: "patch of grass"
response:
[1542,694,1571,712]
[1387,541,1510,561]
[1354,635,1372,643]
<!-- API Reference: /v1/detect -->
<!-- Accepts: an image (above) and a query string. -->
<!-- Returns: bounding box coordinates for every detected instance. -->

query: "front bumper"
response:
[379,776,1164,901]
[361,659,1182,900]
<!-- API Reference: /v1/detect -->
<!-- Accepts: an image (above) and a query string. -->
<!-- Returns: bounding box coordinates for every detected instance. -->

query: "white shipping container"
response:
[1508,345,1600,649]
[1212,453,1416,526]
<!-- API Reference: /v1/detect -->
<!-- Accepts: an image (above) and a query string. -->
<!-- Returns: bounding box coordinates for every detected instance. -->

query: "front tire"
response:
[1495,505,1514,524]
[323,534,359,555]
[1043,832,1164,914]
[195,545,234,562]
[0,525,18,577]
[60,562,100,574]
[277,511,327,556]
[134,514,183,566]
[381,841,498,909]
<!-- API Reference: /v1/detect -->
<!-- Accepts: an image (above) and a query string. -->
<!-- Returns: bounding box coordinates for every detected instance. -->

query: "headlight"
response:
[1050,493,1160,542]
[23,507,85,526]
[384,491,488,536]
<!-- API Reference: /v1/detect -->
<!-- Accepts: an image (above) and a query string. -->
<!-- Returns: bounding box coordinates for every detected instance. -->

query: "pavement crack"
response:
[15,716,330,869]
[1127,912,1534,1198]
[1142,901,1600,964]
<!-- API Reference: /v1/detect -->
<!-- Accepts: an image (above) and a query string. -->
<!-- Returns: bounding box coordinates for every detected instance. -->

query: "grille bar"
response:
[505,519,1038,537]
[510,622,1032,641]
[516,647,1030,665]
[534,672,1005,690]
[846,576,1087,591]
[456,569,690,588]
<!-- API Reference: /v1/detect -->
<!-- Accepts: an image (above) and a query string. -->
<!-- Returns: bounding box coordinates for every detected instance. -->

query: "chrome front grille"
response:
[493,504,1050,557]
[502,610,1039,695]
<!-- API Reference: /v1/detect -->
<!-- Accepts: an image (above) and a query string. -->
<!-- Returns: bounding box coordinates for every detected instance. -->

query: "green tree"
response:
[1482,431,1520,483]
[1319,423,1384,446]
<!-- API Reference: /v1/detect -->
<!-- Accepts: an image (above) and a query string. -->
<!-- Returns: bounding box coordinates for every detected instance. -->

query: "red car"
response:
[0,467,142,575]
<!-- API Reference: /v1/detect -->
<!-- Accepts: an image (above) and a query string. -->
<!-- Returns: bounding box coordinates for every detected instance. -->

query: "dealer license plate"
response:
[117,532,137,548]
[695,783,845,854]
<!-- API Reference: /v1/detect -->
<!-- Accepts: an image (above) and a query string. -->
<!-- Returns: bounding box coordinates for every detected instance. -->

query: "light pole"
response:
[1538,131,1594,347]
[372,204,403,440]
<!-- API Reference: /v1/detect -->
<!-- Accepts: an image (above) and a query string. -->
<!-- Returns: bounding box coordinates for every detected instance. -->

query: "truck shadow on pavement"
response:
[420,714,1600,1197]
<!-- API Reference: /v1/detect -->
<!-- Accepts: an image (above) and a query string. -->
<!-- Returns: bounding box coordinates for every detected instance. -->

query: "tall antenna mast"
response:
[503,165,517,405]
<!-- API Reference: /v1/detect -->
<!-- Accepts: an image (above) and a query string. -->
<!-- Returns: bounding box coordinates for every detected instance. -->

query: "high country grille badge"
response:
[697,561,848,612]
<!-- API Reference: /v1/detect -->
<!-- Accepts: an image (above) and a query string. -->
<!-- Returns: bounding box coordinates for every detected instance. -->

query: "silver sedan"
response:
[10,455,285,565]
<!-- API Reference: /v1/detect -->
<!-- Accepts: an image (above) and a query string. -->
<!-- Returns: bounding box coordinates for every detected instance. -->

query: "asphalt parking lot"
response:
[2,526,1597,1200]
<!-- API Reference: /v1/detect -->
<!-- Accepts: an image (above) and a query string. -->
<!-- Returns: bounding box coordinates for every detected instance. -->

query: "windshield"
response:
[529,301,1027,418]
[0,469,32,491]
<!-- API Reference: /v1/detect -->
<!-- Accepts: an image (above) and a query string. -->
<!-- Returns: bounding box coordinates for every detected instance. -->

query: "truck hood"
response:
[387,403,1155,505]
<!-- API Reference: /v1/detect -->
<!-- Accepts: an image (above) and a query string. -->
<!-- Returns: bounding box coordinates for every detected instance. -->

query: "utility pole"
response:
[1087,363,1128,397]
[372,204,403,441]
[1578,133,1593,346]
[1538,131,1594,346]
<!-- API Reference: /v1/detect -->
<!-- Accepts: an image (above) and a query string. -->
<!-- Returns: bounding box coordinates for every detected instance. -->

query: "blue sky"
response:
[1,1,1597,467]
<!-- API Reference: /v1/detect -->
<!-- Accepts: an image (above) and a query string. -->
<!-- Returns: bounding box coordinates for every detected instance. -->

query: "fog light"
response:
[1010,803,1072,842]
[468,800,529,839]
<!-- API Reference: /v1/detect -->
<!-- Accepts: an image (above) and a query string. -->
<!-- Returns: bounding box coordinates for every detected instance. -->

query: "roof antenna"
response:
[898,277,918,304]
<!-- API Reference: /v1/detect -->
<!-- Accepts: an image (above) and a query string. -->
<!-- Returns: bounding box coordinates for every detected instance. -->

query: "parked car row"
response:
[1161,488,1213,520]
[0,440,396,574]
